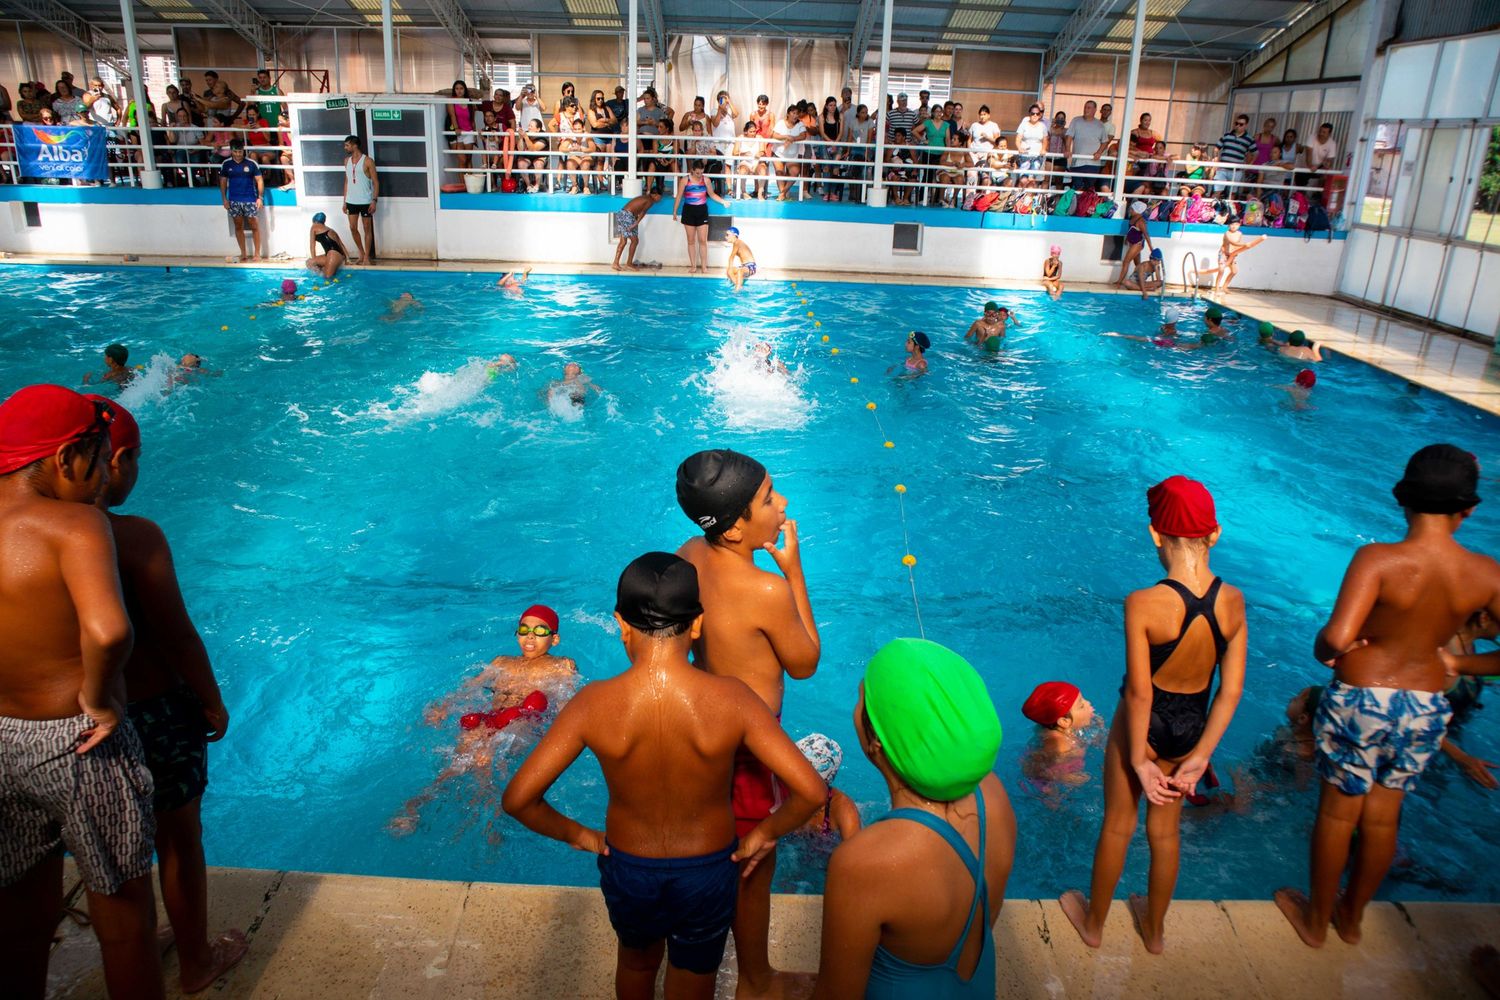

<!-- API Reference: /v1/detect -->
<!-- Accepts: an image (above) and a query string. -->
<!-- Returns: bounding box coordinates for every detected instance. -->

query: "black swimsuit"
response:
[314,230,340,255]
[1136,577,1227,760]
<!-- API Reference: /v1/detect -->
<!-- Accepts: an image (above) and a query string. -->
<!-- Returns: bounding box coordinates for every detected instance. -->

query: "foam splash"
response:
[693,327,813,431]
[113,353,176,411]
[546,386,587,422]
[367,360,496,424]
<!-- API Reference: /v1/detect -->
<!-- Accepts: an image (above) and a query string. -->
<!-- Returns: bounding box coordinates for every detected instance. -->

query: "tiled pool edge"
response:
[45,865,1500,999]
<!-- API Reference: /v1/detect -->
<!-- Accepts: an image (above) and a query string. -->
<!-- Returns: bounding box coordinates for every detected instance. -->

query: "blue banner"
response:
[15,124,109,181]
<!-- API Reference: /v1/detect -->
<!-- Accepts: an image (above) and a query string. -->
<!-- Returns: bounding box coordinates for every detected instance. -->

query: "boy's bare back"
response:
[1326,535,1500,691]
[566,663,765,857]
[0,494,127,719]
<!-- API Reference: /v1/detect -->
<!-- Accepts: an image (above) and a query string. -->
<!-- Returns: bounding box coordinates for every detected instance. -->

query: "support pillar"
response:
[867,0,893,208]
[119,0,160,187]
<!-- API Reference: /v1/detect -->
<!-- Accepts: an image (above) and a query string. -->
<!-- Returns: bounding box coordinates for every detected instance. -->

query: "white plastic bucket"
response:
[463,172,486,195]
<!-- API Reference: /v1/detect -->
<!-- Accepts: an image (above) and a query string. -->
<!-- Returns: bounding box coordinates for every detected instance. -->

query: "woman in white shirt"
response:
[732,121,767,199]
[772,105,806,201]
[845,105,875,202]
[709,91,738,194]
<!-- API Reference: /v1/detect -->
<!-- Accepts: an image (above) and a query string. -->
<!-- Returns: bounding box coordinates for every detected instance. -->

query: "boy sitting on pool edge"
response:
[725,227,757,292]
[502,553,823,1000]
[391,605,577,835]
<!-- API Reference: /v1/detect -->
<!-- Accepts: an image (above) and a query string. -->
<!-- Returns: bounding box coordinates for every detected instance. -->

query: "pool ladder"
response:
[1181,251,1201,299]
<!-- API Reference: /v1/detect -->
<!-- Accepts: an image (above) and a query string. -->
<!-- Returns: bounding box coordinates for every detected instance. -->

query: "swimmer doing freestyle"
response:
[675,450,821,999]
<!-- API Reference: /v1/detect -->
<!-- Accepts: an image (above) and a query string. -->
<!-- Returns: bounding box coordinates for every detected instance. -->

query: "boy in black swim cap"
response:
[673,450,821,997]
[1278,444,1500,949]
[503,553,822,998]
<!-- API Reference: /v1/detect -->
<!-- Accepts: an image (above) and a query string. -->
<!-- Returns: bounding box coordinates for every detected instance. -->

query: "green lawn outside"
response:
[1359,196,1500,246]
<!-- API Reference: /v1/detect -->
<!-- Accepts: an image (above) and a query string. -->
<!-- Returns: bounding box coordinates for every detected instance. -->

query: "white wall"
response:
[1340,226,1500,340]
[0,198,1346,295]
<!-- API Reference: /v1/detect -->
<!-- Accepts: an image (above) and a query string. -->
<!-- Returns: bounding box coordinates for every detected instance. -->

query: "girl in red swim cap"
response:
[391,604,579,835]
[1061,475,1248,955]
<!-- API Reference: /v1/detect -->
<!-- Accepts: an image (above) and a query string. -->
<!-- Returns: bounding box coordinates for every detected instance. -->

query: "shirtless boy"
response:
[1277,445,1500,948]
[1279,330,1323,362]
[965,301,1010,352]
[90,396,248,993]
[613,190,663,271]
[396,605,577,835]
[83,343,135,387]
[546,362,602,407]
[382,292,423,322]
[0,384,162,1000]
[1210,219,1266,292]
[724,226,757,292]
[503,553,822,1000]
[675,449,821,998]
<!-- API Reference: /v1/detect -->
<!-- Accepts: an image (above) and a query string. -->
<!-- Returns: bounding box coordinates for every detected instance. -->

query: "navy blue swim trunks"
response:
[597,841,738,975]
[127,685,209,813]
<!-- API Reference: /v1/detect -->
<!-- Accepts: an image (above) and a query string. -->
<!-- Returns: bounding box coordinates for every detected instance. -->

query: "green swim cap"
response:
[1201,332,1219,345]
[1258,320,1275,339]
[1204,306,1224,322]
[984,301,1000,312]
[863,639,1001,801]
[1289,329,1307,346]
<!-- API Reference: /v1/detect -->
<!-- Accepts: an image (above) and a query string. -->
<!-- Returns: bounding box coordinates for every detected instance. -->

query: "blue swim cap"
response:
[725,226,740,238]
[312,212,326,224]
[1150,248,1162,260]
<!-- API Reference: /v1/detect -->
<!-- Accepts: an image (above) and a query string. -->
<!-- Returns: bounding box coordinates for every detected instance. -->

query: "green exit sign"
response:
[325,97,349,110]
[372,109,402,121]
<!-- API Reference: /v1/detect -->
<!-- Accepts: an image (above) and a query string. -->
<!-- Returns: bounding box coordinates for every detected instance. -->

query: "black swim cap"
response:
[1393,443,1480,514]
[676,449,767,538]
[615,552,704,631]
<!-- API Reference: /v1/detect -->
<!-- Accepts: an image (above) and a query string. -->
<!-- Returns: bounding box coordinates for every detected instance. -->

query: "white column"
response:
[624,0,640,197]
[867,0,893,208]
[118,0,160,187]
[1109,0,1146,201]
[382,0,396,92]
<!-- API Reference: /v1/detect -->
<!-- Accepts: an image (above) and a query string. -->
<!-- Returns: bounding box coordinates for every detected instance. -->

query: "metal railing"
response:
[0,121,294,188]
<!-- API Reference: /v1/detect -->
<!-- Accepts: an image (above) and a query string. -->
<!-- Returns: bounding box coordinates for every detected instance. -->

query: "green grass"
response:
[1359,196,1500,245]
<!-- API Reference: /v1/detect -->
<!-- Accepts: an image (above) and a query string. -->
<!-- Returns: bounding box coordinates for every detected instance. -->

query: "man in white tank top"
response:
[342,135,379,265]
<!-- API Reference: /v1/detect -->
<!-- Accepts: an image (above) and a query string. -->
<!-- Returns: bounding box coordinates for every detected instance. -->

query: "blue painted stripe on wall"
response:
[437,192,1344,239]
[0,185,298,207]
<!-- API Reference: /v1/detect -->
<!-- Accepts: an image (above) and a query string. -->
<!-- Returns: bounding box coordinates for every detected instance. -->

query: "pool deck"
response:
[5,251,1497,418]
[43,864,1500,999]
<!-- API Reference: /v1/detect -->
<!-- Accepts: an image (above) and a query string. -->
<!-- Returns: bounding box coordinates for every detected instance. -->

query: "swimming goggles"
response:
[516,624,554,637]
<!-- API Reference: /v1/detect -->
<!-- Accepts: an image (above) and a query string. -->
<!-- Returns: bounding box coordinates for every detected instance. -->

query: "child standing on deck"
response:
[1277,445,1500,947]
[1061,475,1247,954]
[503,553,823,1000]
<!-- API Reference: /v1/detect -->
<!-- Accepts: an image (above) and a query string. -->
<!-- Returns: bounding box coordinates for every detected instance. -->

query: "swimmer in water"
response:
[792,733,861,841]
[724,226,756,292]
[82,343,135,387]
[1279,368,1316,409]
[754,341,788,375]
[545,361,602,406]
[965,301,1012,353]
[1203,306,1232,338]
[496,267,532,295]
[169,353,220,387]
[1257,321,1281,351]
[382,292,423,322]
[888,330,930,376]
[1020,681,1098,798]
[393,604,578,836]
[487,354,518,377]
[1103,327,1221,351]
[1042,247,1064,299]
[1279,330,1323,362]
[259,279,300,308]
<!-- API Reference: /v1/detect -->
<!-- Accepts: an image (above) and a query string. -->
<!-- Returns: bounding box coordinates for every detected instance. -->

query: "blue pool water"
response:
[5,263,1500,902]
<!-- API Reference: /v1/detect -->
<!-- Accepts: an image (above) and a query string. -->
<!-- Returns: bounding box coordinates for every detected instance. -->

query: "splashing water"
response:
[114,353,176,411]
[693,326,814,431]
[367,359,496,424]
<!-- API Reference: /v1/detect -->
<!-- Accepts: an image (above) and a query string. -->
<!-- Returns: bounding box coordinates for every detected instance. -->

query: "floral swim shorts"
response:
[1314,680,1451,795]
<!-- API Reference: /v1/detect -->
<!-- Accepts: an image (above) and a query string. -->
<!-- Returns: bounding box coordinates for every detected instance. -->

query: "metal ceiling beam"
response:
[426,0,496,78]
[4,0,130,75]
[639,0,666,62]
[1041,0,1122,84]
[848,0,880,71]
[191,0,274,56]
[1237,0,1342,79]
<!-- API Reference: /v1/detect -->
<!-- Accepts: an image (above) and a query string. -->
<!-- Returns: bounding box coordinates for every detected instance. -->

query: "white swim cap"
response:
[1130,200,1147,215]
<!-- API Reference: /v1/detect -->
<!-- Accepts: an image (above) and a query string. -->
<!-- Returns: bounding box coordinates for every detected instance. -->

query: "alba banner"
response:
[16,124,109,180]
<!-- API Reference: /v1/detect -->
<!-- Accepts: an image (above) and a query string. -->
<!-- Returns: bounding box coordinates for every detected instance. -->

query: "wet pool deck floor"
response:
[43,865,1500,998]
[17,253,1500,997]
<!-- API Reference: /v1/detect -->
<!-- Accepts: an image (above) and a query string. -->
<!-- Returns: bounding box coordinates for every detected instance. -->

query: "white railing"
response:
[0,121,294,189]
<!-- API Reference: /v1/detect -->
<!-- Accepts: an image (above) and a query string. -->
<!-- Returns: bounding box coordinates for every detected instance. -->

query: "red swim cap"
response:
[0,384,111,475]
[84,394,141,454]
[1147,475,1218,538]
[1022,681,1081,728]
[1295,369,1316,388]
[520,604,559,631]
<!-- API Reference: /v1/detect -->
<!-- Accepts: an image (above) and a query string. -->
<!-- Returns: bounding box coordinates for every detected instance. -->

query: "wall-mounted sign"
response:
[372,109,403,121]
[325,97,349,110]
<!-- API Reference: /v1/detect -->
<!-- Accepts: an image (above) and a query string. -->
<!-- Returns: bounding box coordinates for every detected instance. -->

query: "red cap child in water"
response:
[1019,681,1098,800]
[1280,368,1316,409]
[391,604,579,835]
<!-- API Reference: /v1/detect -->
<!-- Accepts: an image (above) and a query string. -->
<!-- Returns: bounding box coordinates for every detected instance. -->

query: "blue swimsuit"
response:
[865,791,993,999]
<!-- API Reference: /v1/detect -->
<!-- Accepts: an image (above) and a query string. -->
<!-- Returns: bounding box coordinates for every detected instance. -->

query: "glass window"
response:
[1243,52,1286,85]
[1360,122,1406,228]
[1321,87,1356,113]
[1410,127,1458,234]
[1431,35,1500,120]
[1285,22,1330,82]
[1324,0,1374,78]
[1377,43,1437,119]
[1468,126,1500,247]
